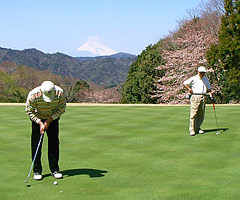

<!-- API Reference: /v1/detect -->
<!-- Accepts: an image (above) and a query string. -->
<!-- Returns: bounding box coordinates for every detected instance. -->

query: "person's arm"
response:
[44,91,66,130]
[207,89,215,103]
[183,77,194,95]
[207,89,212,97]
[183,83,193,95]
[26,96,46,134]
[51,92,67,120]
[205,77,213,98]
[26,96,41,124]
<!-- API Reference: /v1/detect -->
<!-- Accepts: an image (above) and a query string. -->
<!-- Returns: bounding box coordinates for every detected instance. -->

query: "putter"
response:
[24,134,43,183]
[212,102,220,135]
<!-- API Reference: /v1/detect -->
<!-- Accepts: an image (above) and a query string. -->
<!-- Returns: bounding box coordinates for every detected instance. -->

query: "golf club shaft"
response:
[24,134,43,183]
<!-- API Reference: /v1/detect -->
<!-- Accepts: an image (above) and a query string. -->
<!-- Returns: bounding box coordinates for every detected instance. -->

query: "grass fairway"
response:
[0,104,239,199]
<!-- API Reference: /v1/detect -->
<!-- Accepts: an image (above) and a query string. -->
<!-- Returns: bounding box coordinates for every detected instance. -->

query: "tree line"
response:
[0,61,122,103]
[122,0,239,104]
[0,61,89,103]
[1,0,239,104]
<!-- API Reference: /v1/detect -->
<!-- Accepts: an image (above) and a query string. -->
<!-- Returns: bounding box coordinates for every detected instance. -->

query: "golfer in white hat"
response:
[26,81,66,180]
[183,67,213,136]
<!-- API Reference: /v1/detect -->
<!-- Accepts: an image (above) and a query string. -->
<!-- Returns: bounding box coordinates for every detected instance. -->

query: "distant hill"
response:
[75,52,136,61]
[0,47,137,87]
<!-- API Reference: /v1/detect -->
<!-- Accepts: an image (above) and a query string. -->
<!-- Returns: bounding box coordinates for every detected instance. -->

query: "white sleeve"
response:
[183,77,193,85]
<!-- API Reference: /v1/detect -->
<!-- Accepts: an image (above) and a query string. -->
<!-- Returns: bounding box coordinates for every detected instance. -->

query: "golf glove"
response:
[210,97,216,103]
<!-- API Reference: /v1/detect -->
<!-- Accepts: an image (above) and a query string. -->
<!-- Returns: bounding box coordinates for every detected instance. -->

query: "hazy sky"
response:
[0,0,202,57]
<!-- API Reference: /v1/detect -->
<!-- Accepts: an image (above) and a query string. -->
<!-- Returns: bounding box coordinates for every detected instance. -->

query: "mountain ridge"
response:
[0,47,137,87]
[75,52,136,61]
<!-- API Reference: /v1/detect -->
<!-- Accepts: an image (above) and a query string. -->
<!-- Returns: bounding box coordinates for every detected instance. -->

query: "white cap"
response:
[198,66,206,72]
[41,81,55,102]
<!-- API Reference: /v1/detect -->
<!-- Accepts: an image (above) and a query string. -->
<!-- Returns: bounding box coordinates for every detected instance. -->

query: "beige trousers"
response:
[189,95,205,133]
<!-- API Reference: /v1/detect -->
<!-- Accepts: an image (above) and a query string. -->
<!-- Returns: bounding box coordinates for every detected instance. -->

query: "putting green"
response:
[0,104,239,199]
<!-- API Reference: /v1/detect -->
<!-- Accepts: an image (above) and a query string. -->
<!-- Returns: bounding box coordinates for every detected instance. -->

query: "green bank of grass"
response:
[0,105,239,199]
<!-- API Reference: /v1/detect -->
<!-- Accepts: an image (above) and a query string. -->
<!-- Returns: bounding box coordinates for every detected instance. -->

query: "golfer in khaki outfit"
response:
[183,66,212,136]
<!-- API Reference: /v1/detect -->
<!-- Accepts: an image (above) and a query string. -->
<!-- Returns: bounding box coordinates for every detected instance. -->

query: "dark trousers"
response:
[31,118,60,173]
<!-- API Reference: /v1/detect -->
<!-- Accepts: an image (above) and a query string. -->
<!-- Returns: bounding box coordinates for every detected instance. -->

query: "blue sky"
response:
[0,0,202,57]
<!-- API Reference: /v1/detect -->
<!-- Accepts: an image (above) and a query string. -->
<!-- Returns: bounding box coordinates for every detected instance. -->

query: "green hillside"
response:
[0,47,136,87]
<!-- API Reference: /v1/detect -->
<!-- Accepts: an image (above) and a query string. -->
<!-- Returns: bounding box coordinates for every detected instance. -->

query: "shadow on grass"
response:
[202,128,229,133]
[62,168,108,178]
[42,168,108,179]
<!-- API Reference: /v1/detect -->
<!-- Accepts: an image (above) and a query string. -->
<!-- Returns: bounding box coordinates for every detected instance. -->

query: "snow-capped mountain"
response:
[77,36,118,56]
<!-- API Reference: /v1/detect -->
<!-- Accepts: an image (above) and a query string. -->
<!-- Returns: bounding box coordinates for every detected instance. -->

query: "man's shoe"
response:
[190,131,195,136]
[33,172,42,180]
[51,171,63,179]
[198,130,204,134]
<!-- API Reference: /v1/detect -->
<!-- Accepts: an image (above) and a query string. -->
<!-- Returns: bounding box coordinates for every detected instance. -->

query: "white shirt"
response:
[183,74,211,94]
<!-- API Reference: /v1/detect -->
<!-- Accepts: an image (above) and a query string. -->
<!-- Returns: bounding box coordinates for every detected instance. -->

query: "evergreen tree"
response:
[207,0,240,102]
[121,45,163,104]
[219,0,240,102]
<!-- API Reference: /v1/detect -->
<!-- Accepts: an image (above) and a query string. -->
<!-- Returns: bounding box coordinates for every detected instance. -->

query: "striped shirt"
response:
[26,85,66,123]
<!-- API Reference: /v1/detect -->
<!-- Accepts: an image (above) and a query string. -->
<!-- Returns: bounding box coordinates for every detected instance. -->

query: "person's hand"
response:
[189,89,193,94]
[39,122,46,134]
[209,92,216,103]
[44,117,53,130]
[208,92,213,98]
[210,97,216,103]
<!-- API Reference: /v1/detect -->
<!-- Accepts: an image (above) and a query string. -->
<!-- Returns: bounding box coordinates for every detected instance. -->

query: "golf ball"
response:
[53,181,58,185]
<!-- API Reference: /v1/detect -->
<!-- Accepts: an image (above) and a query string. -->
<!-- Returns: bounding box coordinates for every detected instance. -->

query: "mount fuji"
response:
[77,36,118,56]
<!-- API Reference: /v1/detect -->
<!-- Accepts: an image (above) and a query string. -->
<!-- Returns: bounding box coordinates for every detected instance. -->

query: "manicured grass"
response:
[0,104,239,199]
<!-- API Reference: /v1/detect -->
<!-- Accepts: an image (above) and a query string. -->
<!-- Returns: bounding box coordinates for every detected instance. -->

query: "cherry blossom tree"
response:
[153,2,223,104]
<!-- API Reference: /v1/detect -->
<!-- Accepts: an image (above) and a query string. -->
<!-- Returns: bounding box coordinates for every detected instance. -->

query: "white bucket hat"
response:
[198,66,206,72]
[41,81,55,102]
